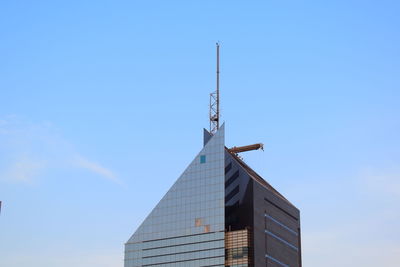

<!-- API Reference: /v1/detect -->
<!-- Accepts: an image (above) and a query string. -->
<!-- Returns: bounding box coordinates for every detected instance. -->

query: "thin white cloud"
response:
[74,155,120,184]
[0,116,120,184]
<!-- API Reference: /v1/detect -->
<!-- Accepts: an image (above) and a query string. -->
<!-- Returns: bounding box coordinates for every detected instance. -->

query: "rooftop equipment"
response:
[209,43,263,156]
[228,143,264,154]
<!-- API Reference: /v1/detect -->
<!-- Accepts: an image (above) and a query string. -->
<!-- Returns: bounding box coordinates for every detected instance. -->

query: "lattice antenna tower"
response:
[210,43,220,135]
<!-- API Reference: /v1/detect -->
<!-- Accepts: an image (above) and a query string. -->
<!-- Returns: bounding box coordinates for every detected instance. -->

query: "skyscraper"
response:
[124,45,301,267]
[124,125,301,267]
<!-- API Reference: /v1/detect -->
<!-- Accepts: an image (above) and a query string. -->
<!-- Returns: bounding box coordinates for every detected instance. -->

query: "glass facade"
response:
[225,229,251,267]
[125,125,226,267]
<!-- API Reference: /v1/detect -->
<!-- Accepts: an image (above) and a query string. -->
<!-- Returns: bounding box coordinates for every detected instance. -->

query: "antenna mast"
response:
[210,43,220,135]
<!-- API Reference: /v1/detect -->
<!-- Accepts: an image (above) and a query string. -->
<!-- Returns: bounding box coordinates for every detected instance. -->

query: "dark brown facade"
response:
[224,149,302,267]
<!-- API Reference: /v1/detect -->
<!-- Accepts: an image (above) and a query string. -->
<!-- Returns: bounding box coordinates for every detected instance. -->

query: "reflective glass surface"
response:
[125,125,226,267]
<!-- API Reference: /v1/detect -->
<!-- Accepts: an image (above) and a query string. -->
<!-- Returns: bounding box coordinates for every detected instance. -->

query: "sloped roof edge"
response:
[225,147,295,207]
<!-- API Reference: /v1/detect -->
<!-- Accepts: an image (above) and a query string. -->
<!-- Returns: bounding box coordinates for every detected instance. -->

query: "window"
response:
[225,185,239,203]
[266,254,289,267]
[200,155,206,164]
[225,170,239,188]
[265,230,298,251]
[195,218,202,227]
[225,162,232,174]
[265,213,298,236]
[225,247,248,260]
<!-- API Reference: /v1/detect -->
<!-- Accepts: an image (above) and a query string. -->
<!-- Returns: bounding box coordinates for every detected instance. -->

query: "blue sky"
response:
[1,1,399,266]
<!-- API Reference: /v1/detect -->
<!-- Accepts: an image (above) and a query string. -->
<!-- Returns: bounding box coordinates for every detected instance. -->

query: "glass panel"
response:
[125,126,226,267]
